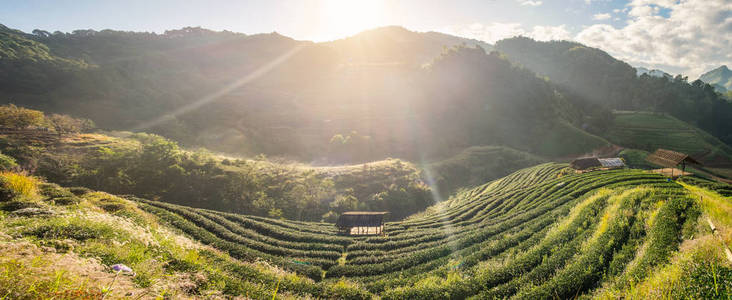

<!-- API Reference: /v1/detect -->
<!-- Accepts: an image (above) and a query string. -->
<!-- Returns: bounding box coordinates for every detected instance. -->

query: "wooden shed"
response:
[570,157,602,170]
[646,149,701,176]
[336,211,388,235]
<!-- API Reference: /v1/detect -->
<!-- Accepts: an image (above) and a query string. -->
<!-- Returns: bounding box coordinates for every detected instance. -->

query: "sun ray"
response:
[131,44,305,131]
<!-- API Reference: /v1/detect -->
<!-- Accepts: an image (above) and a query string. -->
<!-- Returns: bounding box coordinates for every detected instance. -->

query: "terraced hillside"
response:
[605,111,732,166]
[136,163,709,298]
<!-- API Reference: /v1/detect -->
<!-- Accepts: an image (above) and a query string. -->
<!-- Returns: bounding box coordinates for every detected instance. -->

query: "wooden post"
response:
[682,161,686,176]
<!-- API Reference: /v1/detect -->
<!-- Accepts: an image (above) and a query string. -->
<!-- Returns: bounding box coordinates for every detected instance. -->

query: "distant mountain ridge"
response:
[699,65,732,93]
[635,67,672,79]
[1,23,731,166]
[324,26,492,66]
[494,37,732,146]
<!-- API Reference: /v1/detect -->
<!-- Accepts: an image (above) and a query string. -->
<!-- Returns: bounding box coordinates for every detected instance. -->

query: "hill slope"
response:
[4,159,732,298]
[699,65,732,93]
[0,24,608,163]
[0,172,371,299]
[604,111,732,166]
[129,164,718,298]
[495,37,732,146]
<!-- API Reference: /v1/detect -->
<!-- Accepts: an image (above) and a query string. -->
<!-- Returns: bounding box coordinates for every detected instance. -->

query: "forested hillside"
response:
[0,24,611,164]
[495,37,732,145]
[0,104,433,222]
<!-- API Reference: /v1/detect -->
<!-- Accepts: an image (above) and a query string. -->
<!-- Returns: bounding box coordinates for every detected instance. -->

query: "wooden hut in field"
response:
[570,157,602,170]
[336,212,388,235]
[646,149,701,176]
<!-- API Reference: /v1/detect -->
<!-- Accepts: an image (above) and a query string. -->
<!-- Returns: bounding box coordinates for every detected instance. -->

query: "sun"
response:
[313,0,388,41]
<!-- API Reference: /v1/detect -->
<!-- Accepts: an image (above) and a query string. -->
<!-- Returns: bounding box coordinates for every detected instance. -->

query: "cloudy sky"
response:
[2,0,730,78]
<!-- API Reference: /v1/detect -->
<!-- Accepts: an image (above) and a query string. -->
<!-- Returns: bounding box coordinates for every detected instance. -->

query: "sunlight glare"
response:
[314,0,388,41]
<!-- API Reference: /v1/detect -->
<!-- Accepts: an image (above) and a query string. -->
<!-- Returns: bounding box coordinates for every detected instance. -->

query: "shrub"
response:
[1,199,42,212]
[54,196,80,206]
[0,152,17,171]
[47,113,94,134]
[26,221,113,241]
[68,186,92,196]
[0,104,47,128]
[38,182,74,199]
[0,171,39,200]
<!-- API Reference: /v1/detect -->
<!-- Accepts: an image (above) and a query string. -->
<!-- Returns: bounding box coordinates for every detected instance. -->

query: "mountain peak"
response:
[699,64,732,92]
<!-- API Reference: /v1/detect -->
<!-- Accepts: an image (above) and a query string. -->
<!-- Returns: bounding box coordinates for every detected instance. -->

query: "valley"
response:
[0,11,731,299]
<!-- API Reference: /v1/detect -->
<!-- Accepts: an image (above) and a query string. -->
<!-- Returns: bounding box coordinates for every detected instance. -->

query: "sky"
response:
[1,0,730,78]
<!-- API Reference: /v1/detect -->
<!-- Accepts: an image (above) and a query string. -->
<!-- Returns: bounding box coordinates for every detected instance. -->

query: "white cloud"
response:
[517,0,543,6]
[593,13,612,20]
[530,25,572,41]
[576,0,732,78]
[444,23,570,44]
[445,22,526,44]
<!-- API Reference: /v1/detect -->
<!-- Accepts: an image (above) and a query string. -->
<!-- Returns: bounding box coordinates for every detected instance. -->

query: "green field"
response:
[605,111,732,166]
[131,164,713,298]
[4,163,732,298]
[426,145,546,197]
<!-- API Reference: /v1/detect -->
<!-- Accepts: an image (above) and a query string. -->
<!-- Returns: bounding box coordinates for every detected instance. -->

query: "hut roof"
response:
[336,212,388,228]
[570,157,602,170]
[646,149,701,168]
[341,211,389,216]
[598,158,625,168]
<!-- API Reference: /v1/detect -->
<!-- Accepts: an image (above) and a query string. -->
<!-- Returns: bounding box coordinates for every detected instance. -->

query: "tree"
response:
[0,104,47,129]
[48,113,94,134]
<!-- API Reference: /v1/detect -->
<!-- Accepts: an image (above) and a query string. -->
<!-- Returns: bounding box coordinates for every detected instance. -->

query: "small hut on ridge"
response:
[645,148,701,176]
[336,212,388,235]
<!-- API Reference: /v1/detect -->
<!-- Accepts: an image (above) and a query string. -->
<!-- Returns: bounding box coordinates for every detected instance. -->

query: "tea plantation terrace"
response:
[132,163,700,298]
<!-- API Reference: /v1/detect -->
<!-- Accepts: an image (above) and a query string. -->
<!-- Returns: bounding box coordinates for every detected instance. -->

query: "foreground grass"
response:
[592,180,732,299]
[0,172,369,299]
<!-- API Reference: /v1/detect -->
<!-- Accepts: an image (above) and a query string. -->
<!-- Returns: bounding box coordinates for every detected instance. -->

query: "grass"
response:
[593,182,732,299]
[618,148,655,169]
[0,171,39,200]
[605,111,732,165]
[426,145,546,197]
[0,171,371,299]
[0,164,725,298]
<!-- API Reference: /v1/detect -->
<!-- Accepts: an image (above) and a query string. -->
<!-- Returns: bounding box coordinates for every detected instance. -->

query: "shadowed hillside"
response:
[0,25,610,164]
[495,37,732,145]
[605,111,732,166]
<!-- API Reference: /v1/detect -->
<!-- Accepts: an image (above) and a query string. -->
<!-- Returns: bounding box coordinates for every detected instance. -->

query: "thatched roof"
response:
[570,158,602,170]
[646,149,701,168]
[336,212,388,228]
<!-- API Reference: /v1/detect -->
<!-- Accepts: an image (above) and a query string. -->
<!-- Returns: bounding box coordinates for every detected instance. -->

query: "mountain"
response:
[0,24,88,92]
[325,26,492,66]
[635,66,672,79]
[0,24,607,164]
[1,24,731,166]
[494,37,732,146]
[699,65,732,93]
